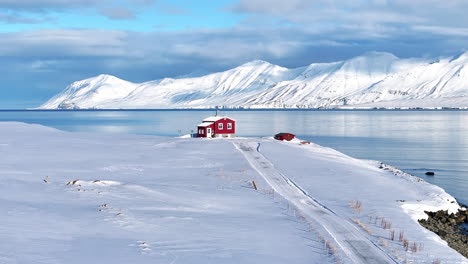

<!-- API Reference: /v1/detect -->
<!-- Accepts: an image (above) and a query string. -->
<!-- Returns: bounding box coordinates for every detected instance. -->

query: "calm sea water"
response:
[1,109,467,205]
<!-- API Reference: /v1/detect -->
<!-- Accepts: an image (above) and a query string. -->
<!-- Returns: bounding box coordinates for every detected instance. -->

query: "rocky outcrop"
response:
[419,209,468,257]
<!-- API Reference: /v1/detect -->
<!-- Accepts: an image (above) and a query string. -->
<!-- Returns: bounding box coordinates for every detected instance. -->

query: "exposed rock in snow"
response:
[39,52,468,109]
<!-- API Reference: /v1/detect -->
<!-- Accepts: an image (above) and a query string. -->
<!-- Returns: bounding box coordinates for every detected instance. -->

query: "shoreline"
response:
[13,107,468,111]
[0,107,468,112]
[374,160,468,258]
[419,208,468,258]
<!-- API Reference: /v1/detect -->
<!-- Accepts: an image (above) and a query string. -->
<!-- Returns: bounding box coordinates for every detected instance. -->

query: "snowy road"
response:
[233,140,397,264]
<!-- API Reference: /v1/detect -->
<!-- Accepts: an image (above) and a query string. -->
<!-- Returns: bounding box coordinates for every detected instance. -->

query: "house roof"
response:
[197,122,214,127]
[203,116,236,122]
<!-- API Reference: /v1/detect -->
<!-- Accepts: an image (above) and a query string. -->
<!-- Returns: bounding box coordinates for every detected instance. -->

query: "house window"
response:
[199,129,204,134]
[218,123,223,130]
[227,123,232,130]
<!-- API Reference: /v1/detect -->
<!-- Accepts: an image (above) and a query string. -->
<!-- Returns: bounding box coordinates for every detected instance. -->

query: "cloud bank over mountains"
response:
[1,0,468,108]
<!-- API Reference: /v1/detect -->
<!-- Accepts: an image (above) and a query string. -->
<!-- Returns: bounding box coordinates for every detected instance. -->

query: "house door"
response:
[207,128,212,138]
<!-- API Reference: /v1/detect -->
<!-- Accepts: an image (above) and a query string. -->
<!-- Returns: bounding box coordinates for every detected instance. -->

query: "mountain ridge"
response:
[39,51,468,109]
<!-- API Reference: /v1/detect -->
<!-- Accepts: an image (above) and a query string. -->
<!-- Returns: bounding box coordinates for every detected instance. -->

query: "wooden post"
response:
[251,180,257,190]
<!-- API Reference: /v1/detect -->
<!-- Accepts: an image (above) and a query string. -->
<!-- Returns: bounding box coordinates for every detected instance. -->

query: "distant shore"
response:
[3,107,468,111]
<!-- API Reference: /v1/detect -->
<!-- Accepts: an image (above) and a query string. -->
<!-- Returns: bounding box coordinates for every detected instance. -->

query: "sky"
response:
[1,0,468,108]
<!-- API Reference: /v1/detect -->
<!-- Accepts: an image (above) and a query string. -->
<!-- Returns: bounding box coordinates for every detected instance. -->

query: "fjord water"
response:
[1,110,467,205]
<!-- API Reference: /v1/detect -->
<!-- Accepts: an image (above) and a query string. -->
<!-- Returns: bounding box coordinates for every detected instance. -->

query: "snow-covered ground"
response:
[1,122,467,263]
[38,51,468,110]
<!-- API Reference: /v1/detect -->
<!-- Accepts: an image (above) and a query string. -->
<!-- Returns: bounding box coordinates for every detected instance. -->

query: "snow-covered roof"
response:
[203,116,236,122]
[197,122,213,127]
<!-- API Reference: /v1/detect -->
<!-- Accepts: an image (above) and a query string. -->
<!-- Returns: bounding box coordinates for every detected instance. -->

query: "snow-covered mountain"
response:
[39,52,468,109]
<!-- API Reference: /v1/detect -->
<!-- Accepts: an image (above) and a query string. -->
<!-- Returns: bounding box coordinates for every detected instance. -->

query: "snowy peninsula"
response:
[38,51,468,110]
[0,122,467,264]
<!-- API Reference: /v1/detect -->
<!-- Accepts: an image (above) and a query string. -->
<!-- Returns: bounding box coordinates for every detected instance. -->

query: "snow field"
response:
[0,122,466,263]
[0,122,335,264]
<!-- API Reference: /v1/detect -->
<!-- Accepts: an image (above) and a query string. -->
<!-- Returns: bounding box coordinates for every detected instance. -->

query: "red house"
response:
[197,116,236,138]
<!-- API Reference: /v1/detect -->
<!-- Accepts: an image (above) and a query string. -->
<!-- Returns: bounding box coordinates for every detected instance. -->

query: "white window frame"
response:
[218,123,223,130]
[227,123,232,130]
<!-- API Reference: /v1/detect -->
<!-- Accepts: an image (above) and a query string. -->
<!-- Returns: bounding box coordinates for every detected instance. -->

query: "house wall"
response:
[197,127,206,137]
[213,118,235,135]
[197,125,214,138]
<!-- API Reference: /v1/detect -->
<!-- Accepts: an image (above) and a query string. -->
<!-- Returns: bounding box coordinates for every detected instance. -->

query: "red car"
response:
[274,133,295,141]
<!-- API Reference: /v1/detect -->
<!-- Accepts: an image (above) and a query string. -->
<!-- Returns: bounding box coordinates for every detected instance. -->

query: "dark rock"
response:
[436,210,446,217]
[425,171,435,176]
[419,209,468,258]
[438,230,447,236]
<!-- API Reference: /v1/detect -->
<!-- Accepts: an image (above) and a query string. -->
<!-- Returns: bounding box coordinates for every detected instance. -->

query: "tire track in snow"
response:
[234,140,398,264]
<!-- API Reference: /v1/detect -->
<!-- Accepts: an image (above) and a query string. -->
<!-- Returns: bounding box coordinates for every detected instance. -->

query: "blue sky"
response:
[1,0,468,108]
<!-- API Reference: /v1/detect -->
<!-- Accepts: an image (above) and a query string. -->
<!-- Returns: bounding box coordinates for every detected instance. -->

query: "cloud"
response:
[0,29,130,57]
[0,0,160,21]
[0,13,47,24]
[0,0,160,11]
[0,26,465,66]
[127,0,158,5]
[230,0,310,14]
[413,25,468,37]
[232,0,468,21]
[0,26,463,79]
[231,0,468,41]
[100,7,135,20]
[155,3,187,15]
[0,0,99,11]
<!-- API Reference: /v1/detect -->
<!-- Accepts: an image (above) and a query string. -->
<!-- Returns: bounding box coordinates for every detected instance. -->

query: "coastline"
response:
[3,107,468,113]
[0,122,466,263]
[368,161,468,258]
[28,106,468,110]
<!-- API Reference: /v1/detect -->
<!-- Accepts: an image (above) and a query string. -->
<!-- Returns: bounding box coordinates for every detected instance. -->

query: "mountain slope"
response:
[39,52,468,109]
[244,52,407,108]
[40,74,139,109]
[342,52,468,108]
